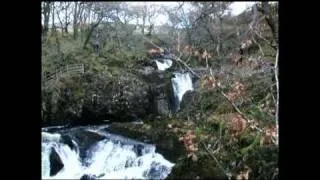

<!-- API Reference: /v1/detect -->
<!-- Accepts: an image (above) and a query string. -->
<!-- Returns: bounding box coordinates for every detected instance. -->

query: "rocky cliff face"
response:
[42,56,183,126]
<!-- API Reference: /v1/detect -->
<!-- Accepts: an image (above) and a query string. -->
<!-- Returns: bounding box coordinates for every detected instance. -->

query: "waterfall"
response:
[41,127,174,179]
[155,59,172,71]
[171,72,194,112]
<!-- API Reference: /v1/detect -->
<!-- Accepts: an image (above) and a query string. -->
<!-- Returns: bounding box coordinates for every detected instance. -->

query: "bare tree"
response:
[72,2,86,39]
[142,4,147,35]
[55,2,65,35]
[51,2,56,36]
[64,2,72,34]
[146,4,160,36]
[73,2,79,39]
[42,2,51,37]
[79,3,93,36]
[83,2,121,50]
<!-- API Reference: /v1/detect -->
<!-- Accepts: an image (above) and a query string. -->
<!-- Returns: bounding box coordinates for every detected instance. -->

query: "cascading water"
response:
[171,72,194,112]
[41,126,174,179]
[155,59,173,71]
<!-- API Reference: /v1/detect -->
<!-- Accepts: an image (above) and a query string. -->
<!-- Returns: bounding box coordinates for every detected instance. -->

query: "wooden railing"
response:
[42,64,84,87]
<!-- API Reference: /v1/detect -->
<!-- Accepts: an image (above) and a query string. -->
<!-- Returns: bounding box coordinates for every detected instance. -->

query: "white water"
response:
[42,128,174,179]
[171,72,194,110]
[155,59,173,71]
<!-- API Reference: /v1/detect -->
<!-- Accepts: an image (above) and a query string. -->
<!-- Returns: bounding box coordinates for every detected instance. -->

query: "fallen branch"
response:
[169,54,201,78]
[141,35,163,50]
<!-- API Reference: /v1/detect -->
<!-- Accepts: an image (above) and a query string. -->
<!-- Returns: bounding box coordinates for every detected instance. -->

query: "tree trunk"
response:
[115,21,122,50]
[73,2,79,39]
[83,17,103,49]
[64,3,69,34]
[148,24,154,36]
[216,37,221,57]
[51,3,56,36]
[177,30,180,53]
[43,2,51,37]
[142,15,146,35]
[217,16,223,57]
[56,6,64,36]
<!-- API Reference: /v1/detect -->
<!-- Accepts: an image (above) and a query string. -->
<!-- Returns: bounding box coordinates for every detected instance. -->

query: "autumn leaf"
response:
[227,114,247,136]
[260,125,277,145]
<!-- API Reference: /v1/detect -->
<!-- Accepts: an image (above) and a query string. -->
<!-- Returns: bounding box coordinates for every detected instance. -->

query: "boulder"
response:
[49,147,64,176]
[80,174,96,180]
[68,130,105,161]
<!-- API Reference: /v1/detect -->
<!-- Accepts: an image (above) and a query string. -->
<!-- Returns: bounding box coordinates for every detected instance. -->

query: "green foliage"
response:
[240,133,261,154]
[195,127,202,137]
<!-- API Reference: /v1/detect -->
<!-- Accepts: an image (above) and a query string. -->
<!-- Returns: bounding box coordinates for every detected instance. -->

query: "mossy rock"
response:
[167,154,227,179]
[108,122,185,162]
[178,90,224,120]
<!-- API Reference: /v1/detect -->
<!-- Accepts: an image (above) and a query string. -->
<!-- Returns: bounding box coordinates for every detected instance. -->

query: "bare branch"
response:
[202,142,232,180]
[169,54,201,78]
[274,48,279,145]
[142,36,200,78]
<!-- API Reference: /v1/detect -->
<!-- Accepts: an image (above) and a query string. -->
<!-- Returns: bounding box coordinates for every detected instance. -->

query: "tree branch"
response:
[202,142,232,180]
[141,35,163,50]
[170,54,201,78]
[141,35,201,78]
[274,48,279,145]
[251,35,265,56]
[212,76,263,133]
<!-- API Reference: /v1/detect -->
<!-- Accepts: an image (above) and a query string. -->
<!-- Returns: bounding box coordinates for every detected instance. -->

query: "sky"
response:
[128,1,257,26]
[46,2,258,26]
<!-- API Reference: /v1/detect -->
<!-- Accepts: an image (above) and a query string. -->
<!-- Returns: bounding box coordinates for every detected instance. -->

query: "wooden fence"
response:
[42,64,84,87]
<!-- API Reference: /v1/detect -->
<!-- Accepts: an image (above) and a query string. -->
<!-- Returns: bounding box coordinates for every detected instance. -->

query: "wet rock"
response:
[146,162,171,179]
[80,174,96,180]
[60,135,75,151]
[49,147,64,176]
